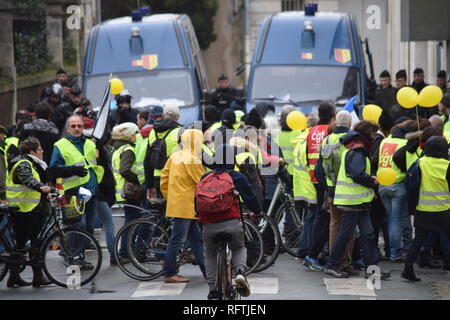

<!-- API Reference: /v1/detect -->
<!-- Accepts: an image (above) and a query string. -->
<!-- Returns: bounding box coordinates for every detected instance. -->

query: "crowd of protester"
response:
[1,67,450,297]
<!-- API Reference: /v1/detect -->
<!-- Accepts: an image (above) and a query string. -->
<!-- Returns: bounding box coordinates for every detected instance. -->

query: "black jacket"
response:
[9,154,48,212]
[109,107,139,127]
[20,119,60,164]
[144,118,182,189]
[210,87,243,114]
[96,141,116,206]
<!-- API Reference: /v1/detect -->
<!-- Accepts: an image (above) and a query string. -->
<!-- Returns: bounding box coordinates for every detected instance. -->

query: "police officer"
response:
[209,73,243,114]
[6,138,52,287]
[49,115,104,270]
[109,89,139,127]
[402,136,450,281]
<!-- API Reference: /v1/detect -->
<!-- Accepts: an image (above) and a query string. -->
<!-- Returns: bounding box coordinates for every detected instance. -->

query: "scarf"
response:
[28,154,48,170]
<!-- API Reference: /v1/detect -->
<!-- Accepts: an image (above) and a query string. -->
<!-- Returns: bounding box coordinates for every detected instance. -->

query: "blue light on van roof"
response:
[140,7,150,16]
[305,3,318,16]
[131,11,142,22]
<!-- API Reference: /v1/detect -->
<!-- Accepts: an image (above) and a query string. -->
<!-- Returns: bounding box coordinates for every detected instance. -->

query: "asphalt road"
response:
[1,249,449,300]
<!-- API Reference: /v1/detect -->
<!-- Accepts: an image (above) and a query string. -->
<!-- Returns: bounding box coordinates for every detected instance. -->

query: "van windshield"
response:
[85,69,195,109]
[250,65,359,104]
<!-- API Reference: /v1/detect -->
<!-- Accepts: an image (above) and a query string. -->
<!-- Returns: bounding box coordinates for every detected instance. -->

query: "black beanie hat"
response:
[424,136,449,159]
[221,108,236,129]
[244,108,264,129]
[378,110,395,132]
[441,93,450,109]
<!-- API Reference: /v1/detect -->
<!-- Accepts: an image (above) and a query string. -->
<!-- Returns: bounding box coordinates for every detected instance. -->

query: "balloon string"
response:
[416,105,420,131]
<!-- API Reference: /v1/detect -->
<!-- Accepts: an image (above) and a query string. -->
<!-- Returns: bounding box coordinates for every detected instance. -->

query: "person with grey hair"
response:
[307,112,319,128]
[304,110,353,272]
[163,104,181,122]
[336,110,352,128]
[144,104,183,202]
[429,115,444,132]
[49,114,104,270]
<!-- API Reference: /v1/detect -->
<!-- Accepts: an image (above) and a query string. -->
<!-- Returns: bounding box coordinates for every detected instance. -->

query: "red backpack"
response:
[195,172,237,217]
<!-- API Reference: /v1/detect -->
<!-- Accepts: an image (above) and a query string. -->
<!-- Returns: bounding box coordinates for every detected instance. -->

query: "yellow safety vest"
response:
[406,146,422,171]
[54,138,104,191]
[234,151,257,172]
[442,114,450,133]
[275,130,302,175]
[134,133,147,184]
[334,148,374,206]
[293,140,316,204]
[148,127,182,177]
[417,156,450,212]
[6,159,41,212]
[112,144,138,202]
[377,136,408,183]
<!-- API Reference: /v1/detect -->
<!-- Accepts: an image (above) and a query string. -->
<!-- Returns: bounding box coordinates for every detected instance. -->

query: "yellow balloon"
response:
[418,85,443,107]
[362,104,382,124]
[396,87,419,109]
[110,78,124,95]
[377,168,397,186]
[286,111,307,131]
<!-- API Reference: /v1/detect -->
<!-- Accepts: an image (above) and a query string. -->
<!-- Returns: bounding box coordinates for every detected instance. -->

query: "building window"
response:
[281,0,304,11]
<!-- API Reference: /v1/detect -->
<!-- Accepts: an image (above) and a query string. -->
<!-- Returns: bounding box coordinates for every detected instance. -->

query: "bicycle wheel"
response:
[0,235,11,282]
[216,247,227,300]
[252,214,282,273]
[275,202,303,257]
[126,219,170,280]
[113,218,167,281]
[242,219,263,275]
[41,227,102,288]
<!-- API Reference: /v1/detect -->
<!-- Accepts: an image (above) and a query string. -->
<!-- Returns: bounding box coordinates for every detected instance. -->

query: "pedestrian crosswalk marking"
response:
[323,278,377,297]
[247,277,279,294]
[132,281,187,298]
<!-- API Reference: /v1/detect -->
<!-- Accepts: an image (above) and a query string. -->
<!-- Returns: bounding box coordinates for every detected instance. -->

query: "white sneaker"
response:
[235,273,251,297]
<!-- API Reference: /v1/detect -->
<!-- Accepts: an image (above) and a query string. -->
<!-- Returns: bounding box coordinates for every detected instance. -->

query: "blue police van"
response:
[82,9,209,126]
[246,4,374,115]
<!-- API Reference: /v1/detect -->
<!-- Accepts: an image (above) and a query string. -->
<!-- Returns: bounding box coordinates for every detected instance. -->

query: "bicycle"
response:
[113,211,264,281]
[240,205,281,273]
[0,189,102,288]
[267,165,304,257]
[214,232,240,300]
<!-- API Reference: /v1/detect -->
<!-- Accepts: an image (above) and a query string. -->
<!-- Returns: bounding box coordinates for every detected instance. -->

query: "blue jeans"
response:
[95,201,115,256]
[379,182,412,259]
[163,218,206,278]
[297,205,316,257]
[119,203,143,257]
[326,210,378,270]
